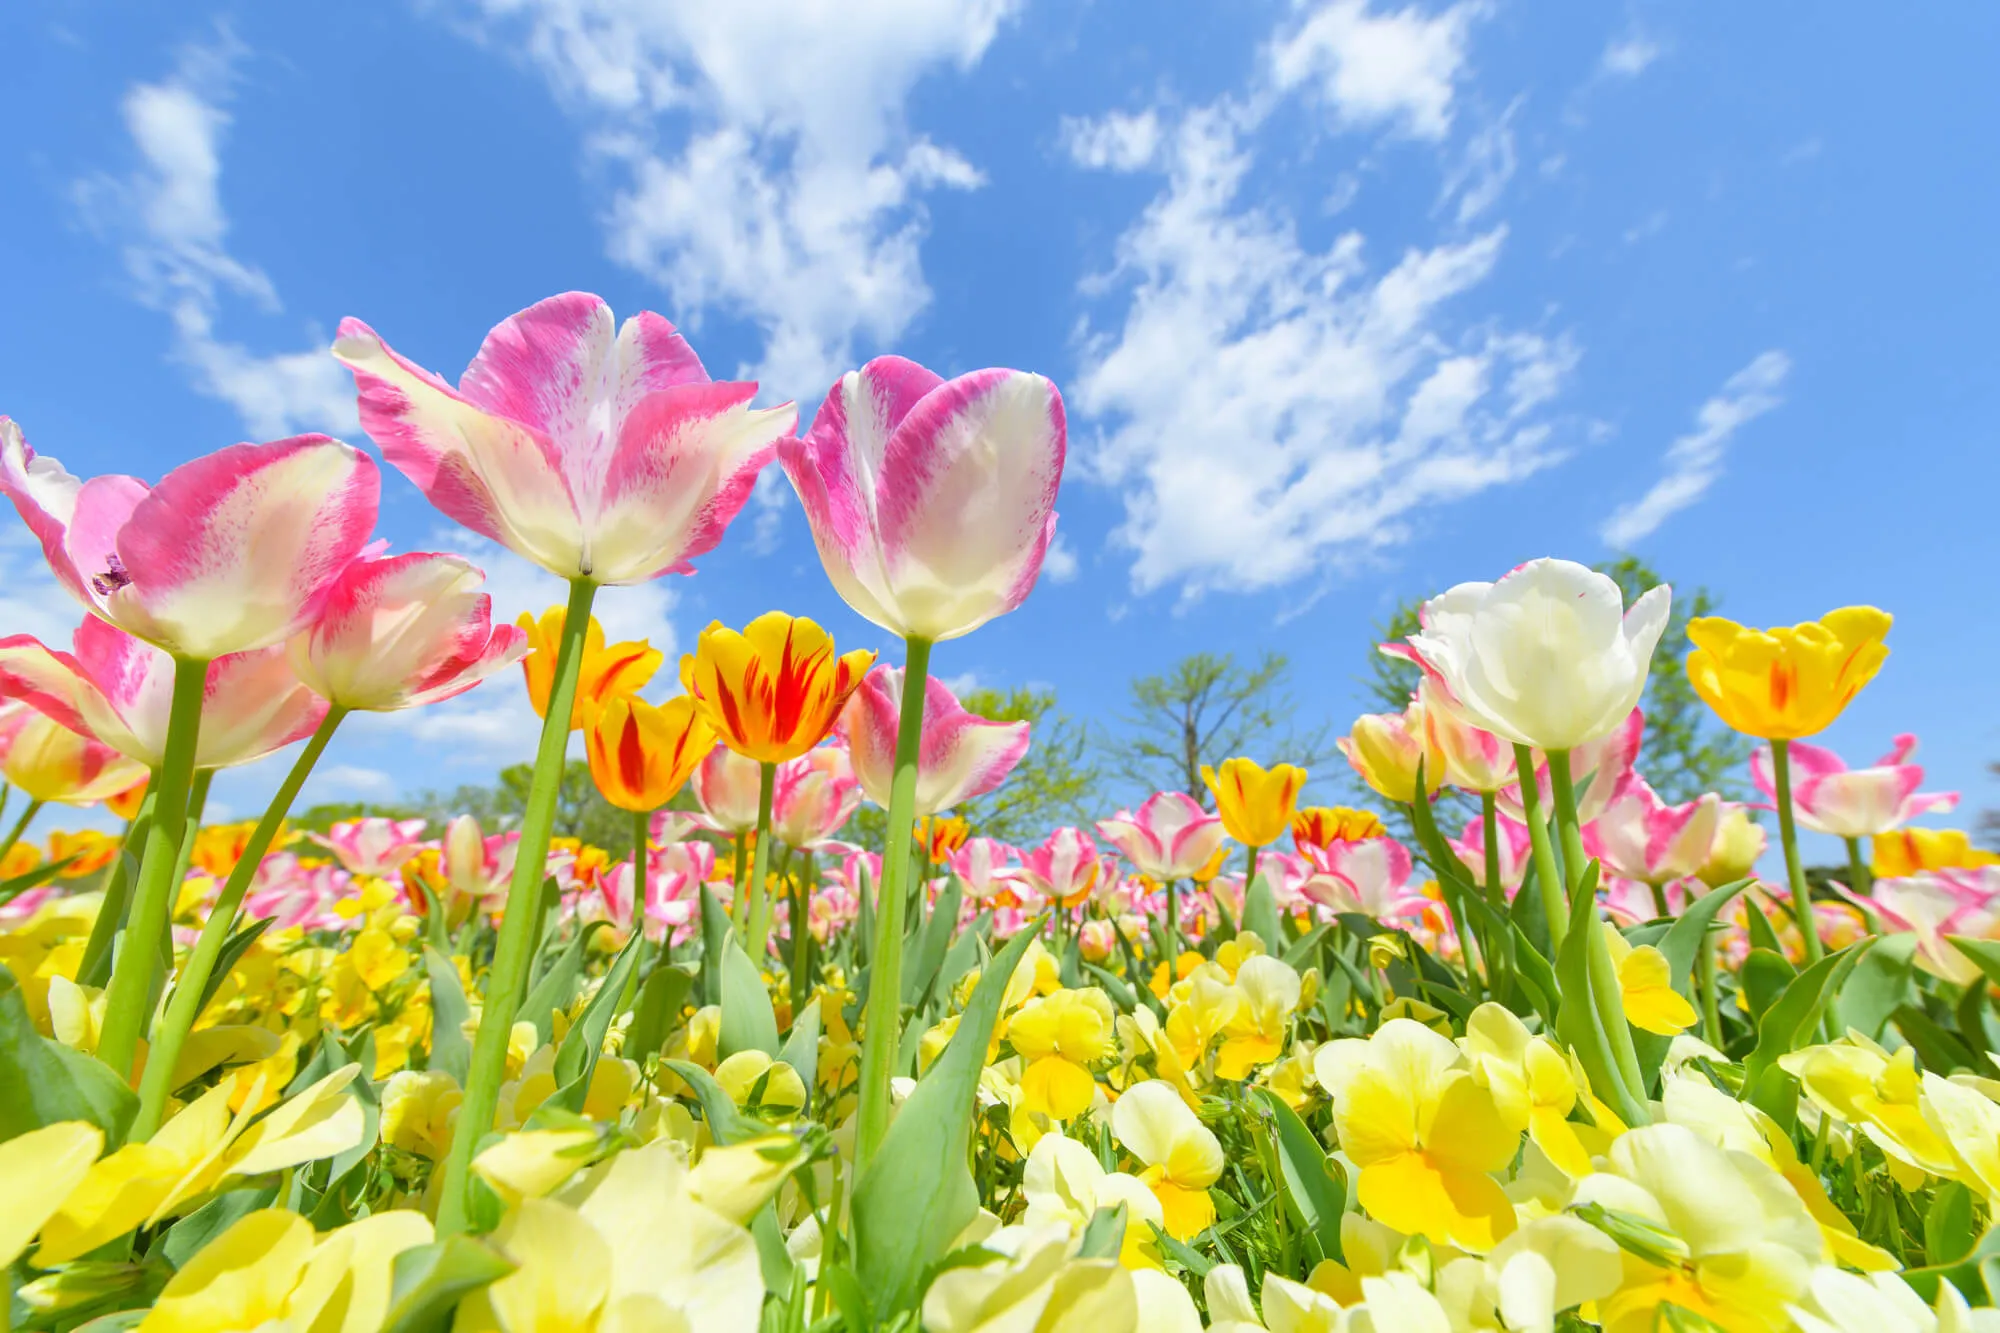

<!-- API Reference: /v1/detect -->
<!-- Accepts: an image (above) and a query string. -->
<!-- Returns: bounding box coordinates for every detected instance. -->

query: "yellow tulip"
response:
[518,605,664,731]
[1111,1080,1224,1239]
[1008,987,1117,1121]
[585,692,716,812]
[1336,700,1445,804]
[1290,805,1386,855]
[1314,1019,1520,1251]
[1602,925,1698,1036]
[1201,757,1306,849]
[1872,826,2000,879]
[1685,608,1891,740]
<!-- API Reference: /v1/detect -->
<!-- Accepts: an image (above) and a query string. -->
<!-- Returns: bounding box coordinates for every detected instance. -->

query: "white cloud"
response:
[79,35,355,439]
[1269,0,1482,141]
[1601,350,1791,547]
[0,527,89,644]
[1074,103,1576,596]
[1061,110,1163,171]
[1040,531,1079,584]
[310,765,399,797]
[940,671,981,696]
[1441,97,1519,223]
[1599,35,1661,78]
[455,0,1018,400]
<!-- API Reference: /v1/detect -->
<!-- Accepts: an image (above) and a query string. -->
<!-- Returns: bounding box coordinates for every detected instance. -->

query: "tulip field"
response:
[5,292,2000,1333]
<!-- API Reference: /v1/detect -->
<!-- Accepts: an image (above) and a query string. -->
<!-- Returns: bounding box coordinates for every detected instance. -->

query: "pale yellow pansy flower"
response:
[1436,1215,1623,1333]
[473,1127,601,1206]
[712,1050,807,1114]
[1020,1130,1166,1269]
[381,1068,463,1160]
[920,1225,1136,1333]
[1459,1003,1594,1179]
[1600,923,1698,1036]
[1215,955,1302,1081]
[1779,1038,1958,1188]
[0,1121,101,1266]
[1788,1265,2000,1333]
[1919,1070,2000,1203]
[1111,1079,1224,1240]
[1008,987,1118,1121]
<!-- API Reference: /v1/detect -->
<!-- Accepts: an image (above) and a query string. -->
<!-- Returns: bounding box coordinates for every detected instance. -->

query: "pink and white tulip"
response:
[288,551,528,711]
[334,293,793,584]
[1448,814,1533,894]
[0,618,326,770]
[782,356,1067,642]
[948,836,1021,903]
[840,666,1029,816]
[242,854,352,933]
[596,848,706,945]
[309,817,430,877]
[1582,775,1725,888]
[1498,708,1644,826]
[1418,678,1516,793]
[1011,826,1101,908]
[0,704,146,805]
[771,745,863,850]
[1095,792,1225,882]
[1867,867,2000,986]
[1299,836,1432,923]
[444,814,520,900]
[1752,734,1958,840]
[0,420,379,660]
[690,745,763,835]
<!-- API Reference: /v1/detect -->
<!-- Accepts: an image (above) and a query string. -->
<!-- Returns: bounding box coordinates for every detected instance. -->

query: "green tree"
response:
[1108,652,1334,808]
[287,800,423,836]
[955,686,1098,843]
[1360,556,1750,807]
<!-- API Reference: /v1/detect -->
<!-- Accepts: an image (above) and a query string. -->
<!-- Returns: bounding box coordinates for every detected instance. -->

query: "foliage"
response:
[1107,652,1334,807]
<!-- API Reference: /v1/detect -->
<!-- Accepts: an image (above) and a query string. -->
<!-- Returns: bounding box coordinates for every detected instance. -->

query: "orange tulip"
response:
[1291,806,1386,856]
[105,778,148,821]
[920,814,971,864]
[585,695,717,813]
[47,830,117,878]
[680,613,875,764]
[518,606,663,732]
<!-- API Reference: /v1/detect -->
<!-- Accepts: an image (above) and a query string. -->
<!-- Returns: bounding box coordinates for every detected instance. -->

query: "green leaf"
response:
[778,996,821,1102]
[625,964,696,1070]
[1895,1004,1978,1074]
[933,912,989,1013]
[1241,867,1283,948]
[1743,943,1866,1122]
[158,1187,277,1267]
[1147,1222,1216,1276]
[850,922,1041,1318]
[0,963,136,1144]
[546,928,647,1115]
[1838,932,1919,1040]
[1077,1203,1129,1260]
[1631,879,1750,1092]
[1738,949,1795,1022]
[519,920,610,1044]
[1742,894,1787,959]
[721,930,781,1059]
[663,1059,770,1145]
[753,1203,796,1294]
[1900,1224,2000,1307]
[1114,920,1166,1021]
[1254,1087,1345,1263]
[700,883,730,1006]
[1553,876,1645,1127]
[0,853,78,905]
[1082,961,1139,1011]
[1281,922,1332,970]
[379,1237,517,1333]
[423,946,473,1085]
[902,873,965,1006]
[1927,1180,1977,1266]
[1946,936,2000,991]
[188,916,275,1018]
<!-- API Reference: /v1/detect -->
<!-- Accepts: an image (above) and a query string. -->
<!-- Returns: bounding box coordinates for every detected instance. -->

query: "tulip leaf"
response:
[1738,949,1794,1023]
[519,920,610,1045]
[934,911,991,1016]
[1894,1004,1978,1074]
[1115,920,1167,1021]
[1083,961,1139,1011]
[1254,1087,1346,1264]
[1630,879,1750,1092]
[1553,875,1647,1128]
[0,963,136,1145]
[158,1186,277,1267]
[1077,1202,1129,1261]
[546,927,647,1114]
[1838,931,1920,1040]
[379,1236,517,1333]
[625,963,696,1070]
[663,1059,769,1146]
[720,929,781,1059]
[1946,936,2000,991]
[779,995,821,1101]
[700,883,730,1006]
[1281,922,1332,971]
[0,853,78,905]
[191,916,276,1019]
[1742,893,1788,960]
[423,946,473,1085]
[1743,942,1866,1122]
[1242,868,1284,951]
[851,921,1042,1317]
[903,872,965,1007]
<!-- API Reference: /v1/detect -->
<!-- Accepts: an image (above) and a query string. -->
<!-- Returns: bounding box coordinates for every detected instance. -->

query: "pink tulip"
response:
[1751,734,1958,839]
[242,853,351,932]
[444,814,519,900]
[309,817,430,877]
[824,845,883,901]
[1448,814,1533,894]
[649,809,705,847]
[781,356,1067,642]
[1299,836,1432,922]
[597,848,706,945]
[948,836,1020,903]
[1599,875,1696,928]
[1497,708,1644,825]
[288,551,528,711]
[334,294,791,584]
[1582,775,1724,888]
[771,745,863,850]
[690,744,763,834]
[839,667,1029,816]
[0,420,378,660]
[1867,867,2000,986]
[0,617,326,770]
[1095,792,1225,882]
[1011,826,1101,907]
[1418,678,1516,794]
[0,703,146,805]
[810,880,861,942]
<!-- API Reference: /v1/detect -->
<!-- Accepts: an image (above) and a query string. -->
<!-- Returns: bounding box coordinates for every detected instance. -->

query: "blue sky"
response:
[3,0,1996,867]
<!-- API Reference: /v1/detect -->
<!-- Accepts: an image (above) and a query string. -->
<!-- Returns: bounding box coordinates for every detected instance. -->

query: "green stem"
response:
[0,799,44,863]
[97,657,209,1080]
[621,809,653,1009]
[745,762,777,960]
[1480,792,1501,904]
[1164,878,1180,966]
[79,795,153,989]
[1699,927,1724,1048]
[1514,744,1567,950]
[437,577,597,1236]
[168,771,214,909]
[791,852,815,1018]
[1770,741,1824,966]
[132,709,346,1139]
[1546,750,1587,898]
[854,634,933,1175]
[1845,835,1872,902]
[732,831,749,921]
[1413,799,1483,999]
[1550,749,1647,1117]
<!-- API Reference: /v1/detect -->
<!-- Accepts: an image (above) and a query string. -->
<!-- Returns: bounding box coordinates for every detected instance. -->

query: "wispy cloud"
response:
[1599,34,1662,78]
[1601,350,1791,547]
[77,31,354,439]
[1269,0,1485,141]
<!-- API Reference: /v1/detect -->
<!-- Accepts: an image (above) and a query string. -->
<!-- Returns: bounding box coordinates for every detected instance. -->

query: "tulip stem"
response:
[745,762,777,961]
[1411,799,1483,1000]
[1769,741,1824,966]
[1514,745,1567,951]
[169,770,214,910]
[1699,928,1724,1048]
[79,791,156,989]
[0,799,43,863]
[98,656,209,1081]
[1844,835,1872,903]
[791,853,815,1017]
[438,577,597,1237]
[133,708,346,1140]
[732,832,749,921]
[1164,879,1180,967]
[855,633,933,1176]
[1480,793,1501,904]
[1545,750,1588,898]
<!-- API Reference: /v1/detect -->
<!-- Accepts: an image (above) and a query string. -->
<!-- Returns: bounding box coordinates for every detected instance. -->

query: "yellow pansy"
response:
[381,1069,462,1160]
[138,1208,432,1333]
[1163,967,1240,1074]
[714,1050,808,1114]
[1020,1131,1166,1269]
[1007,987,1117,1121]
[1686,608,1891,740]
[1460,1002,1594,1179]
[1778,1038,1958,1188]
[0,1121,101,1266]
[1201,757,1307,849]
[1602,924,1698,1036]
[1214,955,1301,1081]
[1111,1079,1224,1241]
[1314,1019,1520,1252]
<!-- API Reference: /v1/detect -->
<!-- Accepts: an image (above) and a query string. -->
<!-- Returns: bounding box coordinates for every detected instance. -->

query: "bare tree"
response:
[1108,652,1334,807]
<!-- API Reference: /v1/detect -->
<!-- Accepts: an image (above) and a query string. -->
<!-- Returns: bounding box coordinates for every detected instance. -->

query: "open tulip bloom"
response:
[13,286,2000,1333]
